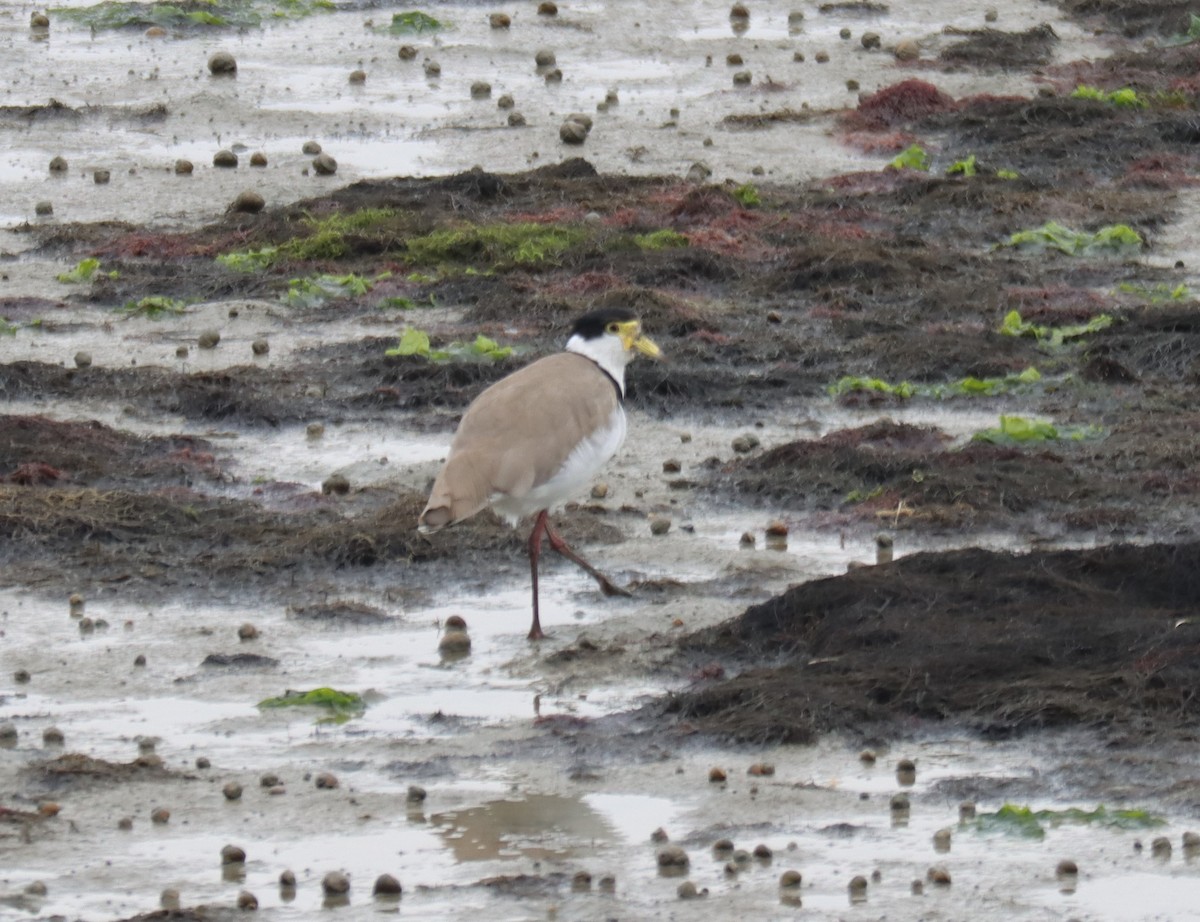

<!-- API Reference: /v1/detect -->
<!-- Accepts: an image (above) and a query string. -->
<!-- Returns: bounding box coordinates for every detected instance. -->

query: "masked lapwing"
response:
[418,307,662,640]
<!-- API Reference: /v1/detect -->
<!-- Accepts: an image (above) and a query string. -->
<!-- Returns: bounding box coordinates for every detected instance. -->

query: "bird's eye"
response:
[606,322,620,333]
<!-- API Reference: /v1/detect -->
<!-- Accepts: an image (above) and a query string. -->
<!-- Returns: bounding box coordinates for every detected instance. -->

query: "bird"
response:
[418,307,662,640]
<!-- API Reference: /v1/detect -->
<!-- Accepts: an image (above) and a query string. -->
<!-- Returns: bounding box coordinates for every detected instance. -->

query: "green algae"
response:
[971,415,1105,445]
[974,804,1164,840]
[1001,221,1142,257]
[999,309,1114,346]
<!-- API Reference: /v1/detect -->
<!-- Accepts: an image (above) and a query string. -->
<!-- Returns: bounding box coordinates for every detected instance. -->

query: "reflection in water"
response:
[432,794,616,863]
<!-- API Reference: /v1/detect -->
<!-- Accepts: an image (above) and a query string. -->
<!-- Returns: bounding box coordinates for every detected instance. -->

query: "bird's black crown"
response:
[570,307,637,341]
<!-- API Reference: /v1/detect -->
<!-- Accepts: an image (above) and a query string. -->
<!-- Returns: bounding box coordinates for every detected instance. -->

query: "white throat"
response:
[565,332,630,397]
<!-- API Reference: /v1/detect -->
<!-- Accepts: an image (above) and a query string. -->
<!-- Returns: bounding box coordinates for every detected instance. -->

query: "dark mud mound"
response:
[0,415,219,487]
[939,24,1059,69]
[666,542,1200,743]
[1059,0,1195,38]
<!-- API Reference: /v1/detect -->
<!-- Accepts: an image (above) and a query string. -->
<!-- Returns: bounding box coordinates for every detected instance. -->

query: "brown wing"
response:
[418,352,619,530]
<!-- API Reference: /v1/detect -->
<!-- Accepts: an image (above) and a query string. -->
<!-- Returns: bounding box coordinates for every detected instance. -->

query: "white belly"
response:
[491,405,626,524]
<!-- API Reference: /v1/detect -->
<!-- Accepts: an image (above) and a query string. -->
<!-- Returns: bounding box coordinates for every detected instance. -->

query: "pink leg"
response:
[544,520,632,598]
[526,511,549,640]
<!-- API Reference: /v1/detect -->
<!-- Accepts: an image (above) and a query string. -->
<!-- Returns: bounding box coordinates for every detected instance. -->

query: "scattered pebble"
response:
[79,616,95,633]
[72,351,93,369]
[732,70,752,86]
[862,31,881,49]
[49,155,68,173]
[726,53,743,66]
[497,93,514,109]
[237,890,258,910]
[911,879,924,894]
[174,159,194,175]
[423,60,441,78]
[322,474,350,495]
[933,828,952,851]
[507,111,527,127]
[470,81,491,99]
[14,669,31,684]
[753,843,773,860]
[656,845,689,868]
[151,807,170,824]
[213,149,238,168]
[196,756,210,769]
[348,69,366,84]
[231,190,264,214]
[223,782,243,801]
[133,654,146,667]
[1151,836,1172,857]
[35,201,53,216]
[731,434,760,453]
[1056,859,1078,876]
[280,870,296,888]
[650,827,669,843]
[208,51,237,75]
[237,622,259,641]
[890,792,910,812]
[312,153,338,175]
[712,838,734,854]
[591,482,609,499]
[301,140,322,154]
[649,517,672,536]
[259,773,281,788]
[118,816,134,830]
[894,38,920,61]
[306,422,325,439]
[31,11,50,28]
[251,339,270,356]
[708,766,727,783]
[537,0,557,14]
[815,50,829,63]
[198,329,221,349]
[739,531,755,546]
[780,869,802,888]
[161,888,180,910]
[406,784,427,803]
[43,726,64,746]
[93,170,110,185]
[859,749,877,764]
[221,844,246,865]
[662,458,681,473]
[438,627,471,657]
[315,772,339,789]
[560,118,589,145]
[848,874,868,896]
[489,12,510,28]
[959,800,976,821]
[249,152,267,167]
[1183,831,1200,848]
[896,757,917,783]
[677,880,700,899]
[598,874,616,892]
[571,870,592,891]
[373,873,402,896]
[748,762,775,776]
[535,48,556,68]
[927,866,951,886]
[322,871,350,895]
[985,7,998,21]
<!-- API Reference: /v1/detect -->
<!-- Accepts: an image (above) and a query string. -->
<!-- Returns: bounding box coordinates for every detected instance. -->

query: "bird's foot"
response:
[596,577,633,598]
